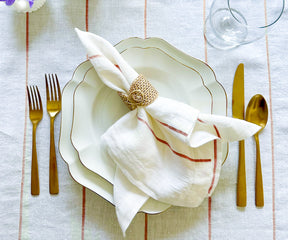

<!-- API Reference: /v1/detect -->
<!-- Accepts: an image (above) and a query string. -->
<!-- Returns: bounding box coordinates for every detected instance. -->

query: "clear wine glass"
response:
[204,0,285,50]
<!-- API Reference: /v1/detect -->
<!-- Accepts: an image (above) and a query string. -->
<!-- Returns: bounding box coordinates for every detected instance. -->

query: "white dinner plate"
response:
[59,37,228,214]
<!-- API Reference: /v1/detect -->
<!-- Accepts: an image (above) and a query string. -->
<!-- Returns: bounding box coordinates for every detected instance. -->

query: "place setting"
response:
[16,0,284,237]
[2,0,288,238]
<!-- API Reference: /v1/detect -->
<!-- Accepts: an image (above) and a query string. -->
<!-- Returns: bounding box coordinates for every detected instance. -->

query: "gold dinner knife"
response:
[232,63,246,207]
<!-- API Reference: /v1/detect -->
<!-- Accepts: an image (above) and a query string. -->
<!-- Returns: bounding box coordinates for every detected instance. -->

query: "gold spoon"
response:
[245,94,268,207]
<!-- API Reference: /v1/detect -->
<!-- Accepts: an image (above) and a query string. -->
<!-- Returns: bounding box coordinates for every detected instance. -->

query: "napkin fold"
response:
[75,28,260,235]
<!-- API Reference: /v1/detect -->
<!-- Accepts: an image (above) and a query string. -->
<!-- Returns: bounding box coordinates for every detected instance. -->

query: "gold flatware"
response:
[246,94,268,207]
[27,85,43,195]
[45,74,61,194]
[232,63,246,207]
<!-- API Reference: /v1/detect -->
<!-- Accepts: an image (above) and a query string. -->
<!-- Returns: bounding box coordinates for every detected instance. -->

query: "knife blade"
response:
[232,63,246,207]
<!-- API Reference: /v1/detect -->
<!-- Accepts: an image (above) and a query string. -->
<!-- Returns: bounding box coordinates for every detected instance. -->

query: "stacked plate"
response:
[59,37,228,214]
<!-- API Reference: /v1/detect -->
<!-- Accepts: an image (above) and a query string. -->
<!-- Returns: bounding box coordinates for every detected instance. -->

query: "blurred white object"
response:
[12,0,46,12]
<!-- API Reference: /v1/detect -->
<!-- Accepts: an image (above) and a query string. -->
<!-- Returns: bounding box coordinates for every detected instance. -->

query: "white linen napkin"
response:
[75,28,260,235]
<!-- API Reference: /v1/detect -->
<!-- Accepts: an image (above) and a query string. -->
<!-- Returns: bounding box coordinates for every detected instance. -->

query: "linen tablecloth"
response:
[1,1,287,239]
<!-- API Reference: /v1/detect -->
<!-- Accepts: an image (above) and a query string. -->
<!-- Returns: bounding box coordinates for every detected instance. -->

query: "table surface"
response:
[1,1,288,239]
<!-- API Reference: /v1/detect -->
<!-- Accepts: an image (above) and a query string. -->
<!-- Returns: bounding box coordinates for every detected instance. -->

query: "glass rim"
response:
[227,0,285,29]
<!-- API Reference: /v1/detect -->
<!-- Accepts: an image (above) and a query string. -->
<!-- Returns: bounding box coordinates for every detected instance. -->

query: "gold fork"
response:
[27,86,43,196]
[45,74,61,194]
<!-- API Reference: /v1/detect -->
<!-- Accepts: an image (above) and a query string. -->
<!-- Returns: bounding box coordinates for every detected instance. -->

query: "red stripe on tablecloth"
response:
[18,12,29,240]
[144,0,147,38]
[144,213,148,240]
[203,0,211,237]
[85,0,89,31]
[264,1,276,239]
[81,187,86,240]
[82,1,89,239]
[137,116,211,162]
[208,197,212,240]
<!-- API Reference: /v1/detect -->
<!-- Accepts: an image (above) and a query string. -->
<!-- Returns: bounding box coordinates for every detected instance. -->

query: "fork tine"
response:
[52,74,57,101]
[27,86,32,110]
[45,74,50,101]
[32,86,39,110]
[55,74,61,101]
[30,86,36,110]
[48,74,54,101]
[36,86,43,111]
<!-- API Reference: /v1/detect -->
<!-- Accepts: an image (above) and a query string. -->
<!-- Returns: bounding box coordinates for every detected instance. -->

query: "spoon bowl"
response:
[246,94,268,207]
[246,94,268,132]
